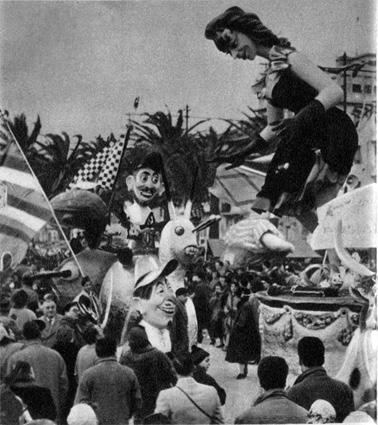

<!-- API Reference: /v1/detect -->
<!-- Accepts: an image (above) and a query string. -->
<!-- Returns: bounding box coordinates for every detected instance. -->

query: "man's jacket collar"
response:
[293,366,327,385]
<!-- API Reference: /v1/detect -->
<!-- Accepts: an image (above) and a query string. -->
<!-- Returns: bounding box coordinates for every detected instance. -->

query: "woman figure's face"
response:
[217,29,257,60]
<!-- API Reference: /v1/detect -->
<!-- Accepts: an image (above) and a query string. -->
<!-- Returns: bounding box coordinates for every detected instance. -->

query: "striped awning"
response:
[0,139,51,265]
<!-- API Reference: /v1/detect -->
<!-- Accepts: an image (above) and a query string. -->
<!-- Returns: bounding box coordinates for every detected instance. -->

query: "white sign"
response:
[311,183,377,250]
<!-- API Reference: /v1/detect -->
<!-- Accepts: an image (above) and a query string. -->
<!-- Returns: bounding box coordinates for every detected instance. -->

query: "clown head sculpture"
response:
[127,257,177,352]
[124,150,164,222]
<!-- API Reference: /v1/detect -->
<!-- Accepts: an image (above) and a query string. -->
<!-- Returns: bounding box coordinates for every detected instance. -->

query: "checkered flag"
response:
[69,144,114,189]
[96,137,127,190]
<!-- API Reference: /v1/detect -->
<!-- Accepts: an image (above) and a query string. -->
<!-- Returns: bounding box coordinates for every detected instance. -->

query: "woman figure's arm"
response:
[259,103,284,142]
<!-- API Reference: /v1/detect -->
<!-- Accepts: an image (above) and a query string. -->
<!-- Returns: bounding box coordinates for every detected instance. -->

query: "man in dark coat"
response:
[287,337,355,422]
[191,345,226,405]
[235,356,308,424]
[75,336,142,425]
[120,326,177,423]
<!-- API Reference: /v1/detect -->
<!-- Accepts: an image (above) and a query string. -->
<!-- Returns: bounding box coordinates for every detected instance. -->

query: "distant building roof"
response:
[209,163,267,212]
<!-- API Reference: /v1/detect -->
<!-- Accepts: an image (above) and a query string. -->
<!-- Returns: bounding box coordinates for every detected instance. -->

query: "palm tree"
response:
[206,107,271,172]
[1,113,114,197]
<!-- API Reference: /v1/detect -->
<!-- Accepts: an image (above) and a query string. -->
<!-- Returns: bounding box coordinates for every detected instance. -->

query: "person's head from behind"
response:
[257,356,288,391]
[4,361,35,386]
[128,326,149,352]
[173,352,194,377]
[22,272,34,288]
[67,402,98,425]
[56,326,74,346]
[11,289,28,309]
[205,6,289,60]
[95,336,117,358]
[298,337,325,371]
[117,248,133,267]
[83,326,99,345]
[23,320,43,341]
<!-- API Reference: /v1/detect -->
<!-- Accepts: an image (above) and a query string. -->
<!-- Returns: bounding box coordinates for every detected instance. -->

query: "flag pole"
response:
[106,123,132,220]
[0,109,86,277]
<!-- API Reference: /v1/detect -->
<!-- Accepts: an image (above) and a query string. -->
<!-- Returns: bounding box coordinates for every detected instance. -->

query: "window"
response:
[364,85,372,94]
[352,84,362,93]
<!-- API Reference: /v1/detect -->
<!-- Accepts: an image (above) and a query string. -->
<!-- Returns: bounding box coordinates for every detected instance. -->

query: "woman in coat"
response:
[225,289,261,379]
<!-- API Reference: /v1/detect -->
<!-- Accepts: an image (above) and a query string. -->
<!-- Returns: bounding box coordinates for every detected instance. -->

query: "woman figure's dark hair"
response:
[205,6,290,52]
[4,361,34,386]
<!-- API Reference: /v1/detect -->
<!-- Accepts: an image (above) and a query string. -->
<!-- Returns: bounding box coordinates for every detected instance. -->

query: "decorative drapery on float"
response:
[257,292,362,376]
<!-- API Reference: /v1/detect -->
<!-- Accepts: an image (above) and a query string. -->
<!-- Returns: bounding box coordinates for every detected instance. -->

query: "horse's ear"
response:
[184,199,192,220]
[168,201,176,220]
[184,166,197,220]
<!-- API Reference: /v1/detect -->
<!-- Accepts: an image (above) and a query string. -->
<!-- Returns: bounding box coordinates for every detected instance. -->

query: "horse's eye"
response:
[175,226,184,236]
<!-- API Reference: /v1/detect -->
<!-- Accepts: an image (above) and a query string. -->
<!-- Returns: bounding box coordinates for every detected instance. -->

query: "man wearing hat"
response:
[125,257,178,354]
[191,345,226,405]
[6,320,68,422]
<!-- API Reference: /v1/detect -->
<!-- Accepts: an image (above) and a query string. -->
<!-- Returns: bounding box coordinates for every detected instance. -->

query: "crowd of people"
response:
[0,255,376,425]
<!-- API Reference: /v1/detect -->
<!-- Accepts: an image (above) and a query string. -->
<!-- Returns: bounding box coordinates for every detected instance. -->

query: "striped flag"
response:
[0,140,51,265]
[69,137,127,191]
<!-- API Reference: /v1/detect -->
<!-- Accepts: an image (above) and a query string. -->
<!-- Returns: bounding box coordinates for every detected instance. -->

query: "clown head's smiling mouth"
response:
[158,304,175,316]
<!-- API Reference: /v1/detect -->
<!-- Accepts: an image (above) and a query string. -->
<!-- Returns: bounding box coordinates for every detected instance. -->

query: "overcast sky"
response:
[0,0,376,140]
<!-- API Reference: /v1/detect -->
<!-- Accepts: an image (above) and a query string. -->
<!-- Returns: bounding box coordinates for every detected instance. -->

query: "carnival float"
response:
[0,108,376,409]
[221,184,376,408]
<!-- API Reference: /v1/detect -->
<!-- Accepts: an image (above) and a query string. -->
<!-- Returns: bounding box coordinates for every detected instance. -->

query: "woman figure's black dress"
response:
[257,46,358,209]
